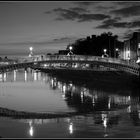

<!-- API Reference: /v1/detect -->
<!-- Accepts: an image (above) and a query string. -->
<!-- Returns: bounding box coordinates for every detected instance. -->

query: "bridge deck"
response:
[0,55,139,77]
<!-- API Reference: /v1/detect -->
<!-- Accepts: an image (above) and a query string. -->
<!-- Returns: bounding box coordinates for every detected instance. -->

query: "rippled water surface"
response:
[0,69,140,138]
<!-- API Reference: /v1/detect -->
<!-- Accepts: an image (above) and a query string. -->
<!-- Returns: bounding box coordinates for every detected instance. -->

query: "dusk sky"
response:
[1,1,140,56]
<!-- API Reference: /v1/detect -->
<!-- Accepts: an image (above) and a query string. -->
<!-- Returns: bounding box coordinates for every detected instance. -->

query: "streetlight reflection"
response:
[69,122,73,134]
[29,47,33,57]
[102,113,108,137]
[29,126,34,137]
[24,70,27,81]
[34,72,37,81]
[14,70,16,81]
[29,120,34,137]
[3,73,6,82]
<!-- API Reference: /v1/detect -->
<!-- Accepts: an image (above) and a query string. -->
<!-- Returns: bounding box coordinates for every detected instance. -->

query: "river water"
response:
[0,69,140,138]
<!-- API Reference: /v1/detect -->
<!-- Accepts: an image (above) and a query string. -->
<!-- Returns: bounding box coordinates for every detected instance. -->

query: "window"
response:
[138,43,140,49]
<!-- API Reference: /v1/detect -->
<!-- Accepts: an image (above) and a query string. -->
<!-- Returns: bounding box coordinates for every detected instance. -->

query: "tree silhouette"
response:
[67,32,123,57]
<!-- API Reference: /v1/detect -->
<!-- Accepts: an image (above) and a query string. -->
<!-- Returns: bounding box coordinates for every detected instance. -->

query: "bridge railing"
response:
[6,55,139,69]
[43,55,139,68]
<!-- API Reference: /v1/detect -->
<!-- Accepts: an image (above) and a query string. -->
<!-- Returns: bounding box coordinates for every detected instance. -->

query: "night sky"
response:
[0,1,140,56]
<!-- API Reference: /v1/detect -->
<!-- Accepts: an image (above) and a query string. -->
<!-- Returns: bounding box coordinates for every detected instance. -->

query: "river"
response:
[0,68,140,138]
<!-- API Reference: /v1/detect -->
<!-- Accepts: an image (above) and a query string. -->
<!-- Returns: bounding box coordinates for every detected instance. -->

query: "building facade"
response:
[122,39,130,60]
[121,32,140,61]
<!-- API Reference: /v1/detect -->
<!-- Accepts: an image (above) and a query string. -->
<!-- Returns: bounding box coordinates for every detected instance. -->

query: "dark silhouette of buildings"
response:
[57,31,140,63]
[65,32,123,57]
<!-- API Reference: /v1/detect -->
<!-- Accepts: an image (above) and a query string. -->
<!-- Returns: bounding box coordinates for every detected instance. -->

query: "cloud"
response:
[96,17,140,29]
[130,21,140,28]
[53,8,80,20]
[74,2,95,6]
[45,7,110,22]
[0,36,78,46]
[0,2,13,5]
[116,2,140,7]
[69,7,89,13]
[78,14,110,22]
[0,36,79,55]
[122,30,134,40]
[111,5,140,17]
[45,7,89,15]
[96,5,115,10]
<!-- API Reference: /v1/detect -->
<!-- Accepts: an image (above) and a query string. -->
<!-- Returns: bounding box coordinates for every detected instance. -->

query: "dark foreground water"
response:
[0,69,140,138]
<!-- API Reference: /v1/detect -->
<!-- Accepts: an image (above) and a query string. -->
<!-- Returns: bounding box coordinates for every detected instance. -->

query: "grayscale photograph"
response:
[0,1,140,139]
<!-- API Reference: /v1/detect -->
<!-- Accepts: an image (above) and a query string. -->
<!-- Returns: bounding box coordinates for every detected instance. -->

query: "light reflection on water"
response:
[0,69,140,138]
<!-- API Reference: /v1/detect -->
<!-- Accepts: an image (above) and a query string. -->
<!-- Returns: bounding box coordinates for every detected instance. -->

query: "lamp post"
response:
[29,47,33,57]
[67,46,73,56]
[102,49,108,58]
[67,46,73,68]
[69,46,73,55]
[115,48,119,58]
[102,49,109,58]
[104,49,107,55]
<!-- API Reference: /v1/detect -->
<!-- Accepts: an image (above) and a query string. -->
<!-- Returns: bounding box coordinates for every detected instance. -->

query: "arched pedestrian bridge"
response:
[0,55,140,78]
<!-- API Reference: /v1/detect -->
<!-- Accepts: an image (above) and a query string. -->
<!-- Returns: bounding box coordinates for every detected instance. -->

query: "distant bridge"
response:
[0,55,140,78]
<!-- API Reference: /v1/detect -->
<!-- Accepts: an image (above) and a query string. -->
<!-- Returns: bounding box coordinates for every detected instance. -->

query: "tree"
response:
[68,32,123,57]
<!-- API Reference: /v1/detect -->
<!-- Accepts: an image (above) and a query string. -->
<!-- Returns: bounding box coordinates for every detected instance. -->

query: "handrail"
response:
[42,55,139,68]
[0,55,139,70]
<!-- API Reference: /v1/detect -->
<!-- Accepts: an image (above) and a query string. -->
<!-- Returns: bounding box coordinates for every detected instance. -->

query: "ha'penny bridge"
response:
[0,55,140,118]
[0,55,140,78]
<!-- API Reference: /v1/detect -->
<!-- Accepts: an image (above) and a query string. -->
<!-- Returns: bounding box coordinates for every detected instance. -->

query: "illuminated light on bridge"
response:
[67,46,73,56]
[69,46,72,51]
[115,48,119,58]
[44,64,47,67]
[104,49,107,53]
[115,48,119,51]
[74,63,78,68]
[29,47,33,57]
[102,49,109,58]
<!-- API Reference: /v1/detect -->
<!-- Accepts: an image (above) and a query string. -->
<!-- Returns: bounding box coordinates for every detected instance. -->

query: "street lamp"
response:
[115,48,119,58]
[104,49,107,54]
[29,47,33,57]
[102,49,108,58]
[67,46,73,56]
[69,46,72,51]
[30,47,33,51]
